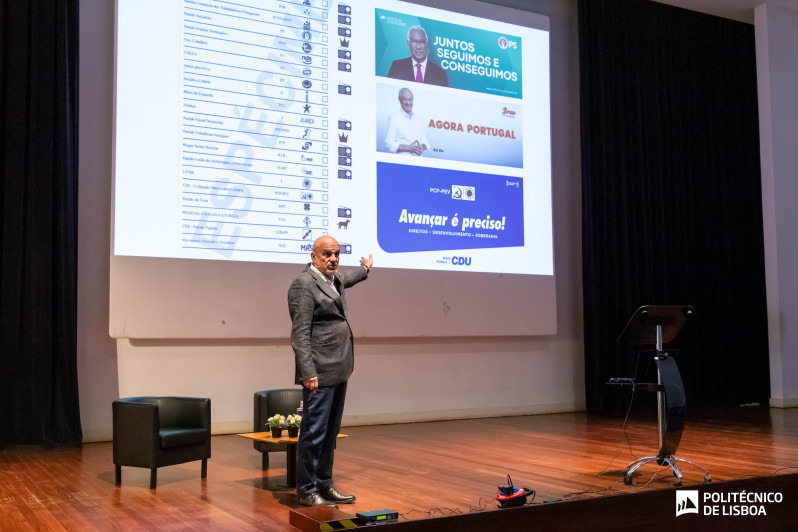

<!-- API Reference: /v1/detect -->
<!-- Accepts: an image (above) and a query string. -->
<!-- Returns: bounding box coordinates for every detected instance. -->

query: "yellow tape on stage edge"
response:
[319,518,358,530]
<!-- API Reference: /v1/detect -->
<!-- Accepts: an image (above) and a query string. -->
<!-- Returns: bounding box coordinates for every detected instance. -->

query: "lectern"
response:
[616,305,710,486]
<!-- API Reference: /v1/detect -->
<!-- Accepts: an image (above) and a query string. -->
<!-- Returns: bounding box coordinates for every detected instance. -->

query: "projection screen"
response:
[111,0,555,338]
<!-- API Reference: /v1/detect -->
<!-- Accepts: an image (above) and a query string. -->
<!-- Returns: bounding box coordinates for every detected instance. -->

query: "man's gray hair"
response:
[406,25,428,42]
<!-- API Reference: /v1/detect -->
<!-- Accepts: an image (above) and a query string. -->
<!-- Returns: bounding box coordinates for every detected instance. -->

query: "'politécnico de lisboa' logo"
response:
[676,490,699,517]
[677,489,784,517]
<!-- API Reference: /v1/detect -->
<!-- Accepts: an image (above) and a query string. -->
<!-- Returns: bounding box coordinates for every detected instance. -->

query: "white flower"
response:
[267,414,286,428]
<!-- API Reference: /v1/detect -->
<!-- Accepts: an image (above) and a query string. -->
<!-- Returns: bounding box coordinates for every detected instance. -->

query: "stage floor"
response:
[2,408,797,530]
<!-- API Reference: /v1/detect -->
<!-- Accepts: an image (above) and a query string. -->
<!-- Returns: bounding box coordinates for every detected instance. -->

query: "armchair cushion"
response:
[160,428,209,449]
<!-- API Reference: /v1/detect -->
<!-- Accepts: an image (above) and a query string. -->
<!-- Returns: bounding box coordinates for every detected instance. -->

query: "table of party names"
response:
[178,0,356,258]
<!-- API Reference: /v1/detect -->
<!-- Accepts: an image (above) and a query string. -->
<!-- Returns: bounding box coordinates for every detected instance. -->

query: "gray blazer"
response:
[288,264,369,386]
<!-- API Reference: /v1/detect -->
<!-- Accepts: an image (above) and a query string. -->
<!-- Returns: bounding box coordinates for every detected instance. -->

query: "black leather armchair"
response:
[113,396,211,489]
[253,389,302,470]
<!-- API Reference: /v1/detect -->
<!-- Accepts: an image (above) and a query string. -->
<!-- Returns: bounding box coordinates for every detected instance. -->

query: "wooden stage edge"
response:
[290,474,798,531]
[2,408,798,531]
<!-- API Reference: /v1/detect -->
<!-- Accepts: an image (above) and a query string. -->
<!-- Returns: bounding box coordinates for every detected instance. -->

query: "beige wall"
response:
[756,3,798,408]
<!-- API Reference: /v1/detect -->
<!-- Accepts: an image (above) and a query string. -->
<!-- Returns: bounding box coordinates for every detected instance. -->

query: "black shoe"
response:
[298,492,338,508]
[320,487,356,504]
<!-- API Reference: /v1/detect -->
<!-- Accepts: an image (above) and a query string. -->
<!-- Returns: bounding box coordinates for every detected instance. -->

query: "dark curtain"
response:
[579,0,769,413]
[0,0,81,445]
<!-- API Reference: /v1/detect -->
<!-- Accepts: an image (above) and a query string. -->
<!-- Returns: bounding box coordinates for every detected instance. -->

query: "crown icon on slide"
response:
[340,38,350,47]
[338,132,349,143]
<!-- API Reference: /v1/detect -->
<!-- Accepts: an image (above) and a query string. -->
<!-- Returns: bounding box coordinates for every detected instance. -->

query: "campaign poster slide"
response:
[376,83,523,168]
[377,162,524,253]
[374,8,523,99]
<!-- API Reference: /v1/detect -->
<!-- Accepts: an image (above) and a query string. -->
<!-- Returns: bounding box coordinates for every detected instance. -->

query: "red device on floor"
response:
[496,475,535,508]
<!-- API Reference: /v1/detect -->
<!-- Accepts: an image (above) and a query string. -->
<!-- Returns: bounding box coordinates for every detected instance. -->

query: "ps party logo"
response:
[497,36,517,49]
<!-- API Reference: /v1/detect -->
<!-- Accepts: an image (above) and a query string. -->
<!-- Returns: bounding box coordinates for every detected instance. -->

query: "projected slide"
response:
[114,0,552,276]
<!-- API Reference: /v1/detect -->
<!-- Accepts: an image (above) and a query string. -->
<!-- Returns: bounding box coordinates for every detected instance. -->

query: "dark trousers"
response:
[297,381,347,496]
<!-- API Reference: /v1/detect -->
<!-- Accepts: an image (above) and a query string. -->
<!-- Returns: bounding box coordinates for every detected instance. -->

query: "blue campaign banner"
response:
[377,162,524,253]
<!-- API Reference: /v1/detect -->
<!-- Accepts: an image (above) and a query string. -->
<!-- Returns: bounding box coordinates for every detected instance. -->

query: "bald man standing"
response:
[288,236,373,508]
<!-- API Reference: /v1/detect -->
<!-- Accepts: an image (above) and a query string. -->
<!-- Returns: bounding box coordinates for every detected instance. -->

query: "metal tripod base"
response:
[624,454,711,486]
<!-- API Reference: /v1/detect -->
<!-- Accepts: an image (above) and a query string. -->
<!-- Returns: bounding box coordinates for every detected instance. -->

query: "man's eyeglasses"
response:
[409,39,427,45]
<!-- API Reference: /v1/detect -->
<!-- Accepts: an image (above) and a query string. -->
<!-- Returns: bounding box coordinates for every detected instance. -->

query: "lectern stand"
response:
[617,305,710,486]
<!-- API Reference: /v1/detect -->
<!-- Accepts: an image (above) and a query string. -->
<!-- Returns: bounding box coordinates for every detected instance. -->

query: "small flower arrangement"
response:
[286,414,302,428]
[267,414,286,429]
